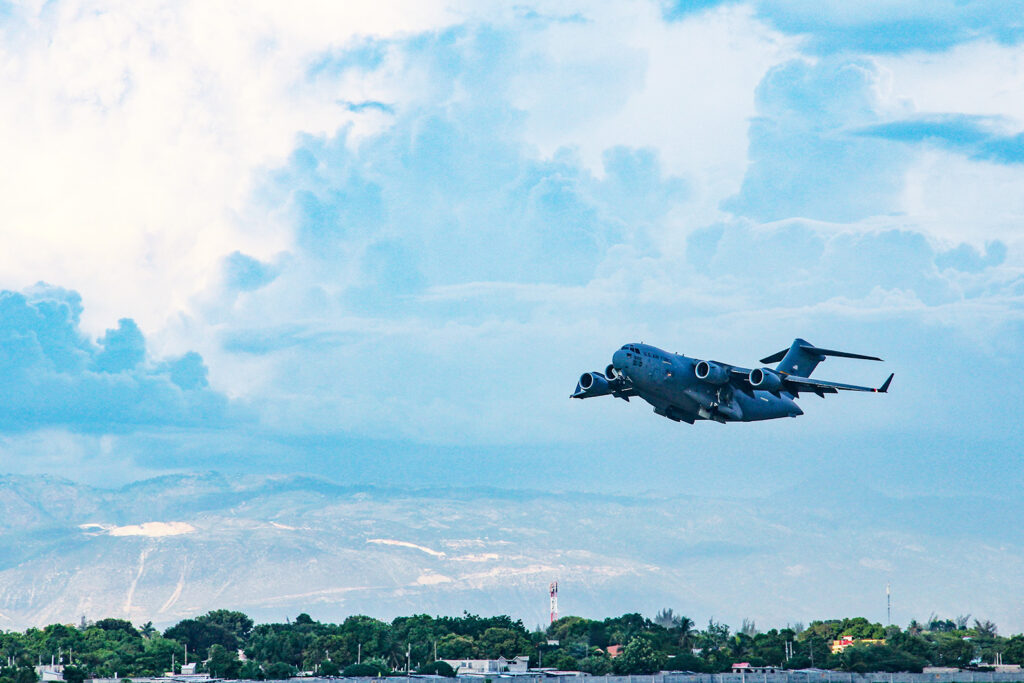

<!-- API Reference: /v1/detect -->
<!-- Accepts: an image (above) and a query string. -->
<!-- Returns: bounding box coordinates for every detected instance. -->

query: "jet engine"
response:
[694,360,729,385]
[749,367,784,393]
[605,364,619,380]
[577,371,612,397]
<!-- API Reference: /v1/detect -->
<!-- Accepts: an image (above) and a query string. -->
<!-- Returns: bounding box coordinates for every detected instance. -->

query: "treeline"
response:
[2,610,1024,682]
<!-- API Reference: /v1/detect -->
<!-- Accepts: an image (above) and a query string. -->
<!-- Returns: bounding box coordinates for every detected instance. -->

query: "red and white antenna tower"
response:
[549,581,559,624]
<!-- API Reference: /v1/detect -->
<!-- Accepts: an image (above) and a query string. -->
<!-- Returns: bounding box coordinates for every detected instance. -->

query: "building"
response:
[605,646,623,659]
[34,665,64,682]
[830,636,886,654]
[441,656,530,675]
[731,663,781,674]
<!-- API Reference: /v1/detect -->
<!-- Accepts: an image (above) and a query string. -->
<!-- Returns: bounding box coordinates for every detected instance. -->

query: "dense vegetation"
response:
[2,609,1023,681]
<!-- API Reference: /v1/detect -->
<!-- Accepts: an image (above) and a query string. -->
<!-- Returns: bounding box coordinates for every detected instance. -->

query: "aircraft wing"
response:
[727,367,757,396]
[782,373,894,396]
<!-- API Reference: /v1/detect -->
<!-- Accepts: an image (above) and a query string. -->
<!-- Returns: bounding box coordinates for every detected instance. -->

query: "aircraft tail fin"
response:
[760,339,883,378]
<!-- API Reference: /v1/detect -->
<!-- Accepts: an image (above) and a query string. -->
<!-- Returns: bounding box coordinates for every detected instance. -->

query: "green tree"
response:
[198,611,255,641]
[319,659,340,676]
[700,620,731,650]
[549,653,578,671]
[578,653,612,675]
[263,662,296,680]
[14,668,38,683]
[61,667,85,683]
[676,616,697,649]
[840,644,926,673]
[666,652,704,672]
[207,644,241,679]
[94,619,139,637]
[477,627,530,659]
[936,637,975,668]
[163,619,237,660]
[342,659,389,677]
[614,635,666,675]
[238,661,265,680]
[416,661,455,677]
[654,609,681,629]
[436,634,476,659]
[1004,635,1024,665]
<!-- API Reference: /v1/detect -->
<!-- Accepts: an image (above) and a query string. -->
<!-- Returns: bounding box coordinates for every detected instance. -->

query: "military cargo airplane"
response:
[572,338,892,424]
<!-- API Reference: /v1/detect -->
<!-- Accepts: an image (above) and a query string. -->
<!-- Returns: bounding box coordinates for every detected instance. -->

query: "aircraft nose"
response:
[612,349,628,370]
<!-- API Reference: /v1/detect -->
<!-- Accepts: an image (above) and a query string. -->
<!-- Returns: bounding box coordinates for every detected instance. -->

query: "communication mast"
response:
[886,583,891,625]
[549,581,559,624]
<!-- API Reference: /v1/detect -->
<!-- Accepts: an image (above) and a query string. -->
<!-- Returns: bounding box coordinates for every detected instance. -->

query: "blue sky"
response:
[0,0,1023,624]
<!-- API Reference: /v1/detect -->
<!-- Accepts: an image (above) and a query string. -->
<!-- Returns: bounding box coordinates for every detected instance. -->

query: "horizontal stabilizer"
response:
[803,346,882,362]
[759,348,789,364]
[760,343,882,366]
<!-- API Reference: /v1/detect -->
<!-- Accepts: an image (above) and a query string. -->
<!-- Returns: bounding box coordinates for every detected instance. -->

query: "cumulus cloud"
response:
[0,284,232,432]
[0,1,1022,499]
[0,0,460,334]
[724,57,908,222]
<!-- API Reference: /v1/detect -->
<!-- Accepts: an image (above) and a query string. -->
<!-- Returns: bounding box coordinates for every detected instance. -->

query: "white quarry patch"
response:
[367,538,445,557]
[414,572,453,585]
[452,553,500,562]
[108,522,196,537]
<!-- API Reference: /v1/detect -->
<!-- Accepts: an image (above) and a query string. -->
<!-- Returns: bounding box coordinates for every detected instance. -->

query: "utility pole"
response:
[887,583,892,626]
[358,643,362,665]
[406,643,411,675]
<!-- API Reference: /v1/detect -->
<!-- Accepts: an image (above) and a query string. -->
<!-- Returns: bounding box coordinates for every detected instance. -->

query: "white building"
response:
[34,666,64,682]
[441,656,530,675]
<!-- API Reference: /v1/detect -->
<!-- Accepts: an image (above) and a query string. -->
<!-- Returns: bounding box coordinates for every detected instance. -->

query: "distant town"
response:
[2,609,1024,683]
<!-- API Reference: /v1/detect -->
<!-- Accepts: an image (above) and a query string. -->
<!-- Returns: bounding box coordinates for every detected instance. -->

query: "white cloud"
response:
[0,0,458,337]
[514,3,798,226]
[877,41,1024,126]
[899,148,1024,251]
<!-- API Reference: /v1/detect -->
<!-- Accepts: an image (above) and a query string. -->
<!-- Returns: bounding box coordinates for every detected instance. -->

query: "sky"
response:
[0,2,1022,516]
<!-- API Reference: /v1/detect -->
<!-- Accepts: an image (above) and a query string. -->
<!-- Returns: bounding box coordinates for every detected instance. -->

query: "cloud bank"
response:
[0,284,231,433]
[0,1,1020,502]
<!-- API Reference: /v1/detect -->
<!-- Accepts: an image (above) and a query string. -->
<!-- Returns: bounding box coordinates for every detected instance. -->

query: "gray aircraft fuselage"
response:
[611,343,800,423]
[572,338,892,424]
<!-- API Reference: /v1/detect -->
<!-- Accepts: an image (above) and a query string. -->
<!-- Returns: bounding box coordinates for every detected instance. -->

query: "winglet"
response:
[875,373,894,393]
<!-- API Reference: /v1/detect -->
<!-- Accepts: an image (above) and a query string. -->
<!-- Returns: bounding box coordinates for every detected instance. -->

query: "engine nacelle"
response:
[749,367,784,393]
[694,360,729,385]
[575,371,612,398]
[605,364,619,380]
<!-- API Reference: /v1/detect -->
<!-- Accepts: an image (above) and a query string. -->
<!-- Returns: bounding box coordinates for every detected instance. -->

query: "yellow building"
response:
[830,636,886,654]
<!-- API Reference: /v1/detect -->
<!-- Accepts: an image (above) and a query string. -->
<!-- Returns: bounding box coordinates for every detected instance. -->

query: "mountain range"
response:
[0,472,1021,633]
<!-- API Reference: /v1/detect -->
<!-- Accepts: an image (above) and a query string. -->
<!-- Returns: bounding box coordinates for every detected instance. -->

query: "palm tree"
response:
[974,619,998,638]
[677,617,696,650]
[140,621,156,639]
[654,609,680,629]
